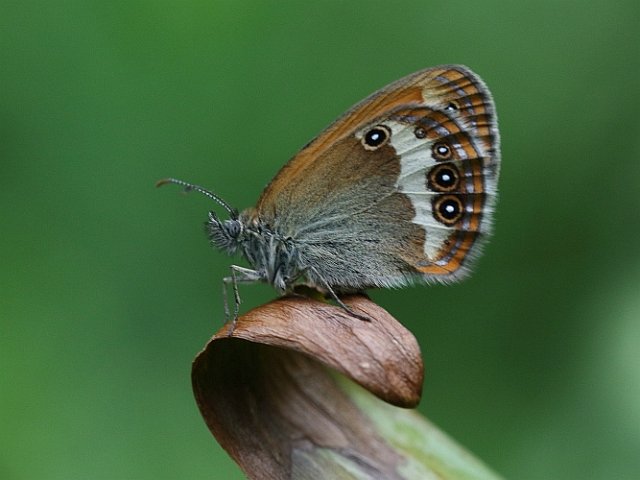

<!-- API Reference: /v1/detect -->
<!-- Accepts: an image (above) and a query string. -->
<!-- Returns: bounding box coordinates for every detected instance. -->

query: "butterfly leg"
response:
[308,266,371,322]
[222,265,263,335]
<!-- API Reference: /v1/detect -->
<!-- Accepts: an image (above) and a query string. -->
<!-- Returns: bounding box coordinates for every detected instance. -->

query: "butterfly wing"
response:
[255,65,500,290]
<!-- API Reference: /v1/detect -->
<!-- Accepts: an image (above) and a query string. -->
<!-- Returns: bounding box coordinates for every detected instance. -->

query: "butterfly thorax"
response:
[206,208,304,293]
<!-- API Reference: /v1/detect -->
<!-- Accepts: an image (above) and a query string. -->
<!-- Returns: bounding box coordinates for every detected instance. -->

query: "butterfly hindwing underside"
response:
[249,65,500,291]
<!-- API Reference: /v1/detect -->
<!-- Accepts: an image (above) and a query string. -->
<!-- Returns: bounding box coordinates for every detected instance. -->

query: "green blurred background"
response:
[2,1,639,479]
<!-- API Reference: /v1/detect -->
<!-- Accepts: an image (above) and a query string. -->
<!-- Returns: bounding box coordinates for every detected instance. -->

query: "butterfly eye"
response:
[427,163,459,192]
[432,195,464,226]
[362,125,391,150]
[432,142,452,160]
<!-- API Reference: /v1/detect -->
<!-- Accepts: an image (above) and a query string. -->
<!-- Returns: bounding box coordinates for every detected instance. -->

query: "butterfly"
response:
[159,65,500,321]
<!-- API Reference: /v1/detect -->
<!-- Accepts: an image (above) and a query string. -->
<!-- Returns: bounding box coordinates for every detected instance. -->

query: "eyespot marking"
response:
[427,163,459,192]
[414,127,427,139]
[432,194,463,226]
[362,125,391,150]
[432,142,452,160]
[445,101,459,112]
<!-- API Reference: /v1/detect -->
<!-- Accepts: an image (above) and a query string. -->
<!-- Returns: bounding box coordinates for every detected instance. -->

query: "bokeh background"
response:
[2,1,639,479]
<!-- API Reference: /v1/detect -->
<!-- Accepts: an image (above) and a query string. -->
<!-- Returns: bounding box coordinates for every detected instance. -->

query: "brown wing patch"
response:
[257,86,424,211]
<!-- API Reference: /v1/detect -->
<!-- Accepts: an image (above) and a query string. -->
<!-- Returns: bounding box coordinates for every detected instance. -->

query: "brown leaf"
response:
[192,294,424,479]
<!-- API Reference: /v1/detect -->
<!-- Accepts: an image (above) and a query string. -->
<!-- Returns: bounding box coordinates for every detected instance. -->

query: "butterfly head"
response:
[205,211,245,255]
[156,177,244,255]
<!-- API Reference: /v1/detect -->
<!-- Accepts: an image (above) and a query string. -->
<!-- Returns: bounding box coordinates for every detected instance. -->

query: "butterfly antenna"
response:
[156,177,239,219]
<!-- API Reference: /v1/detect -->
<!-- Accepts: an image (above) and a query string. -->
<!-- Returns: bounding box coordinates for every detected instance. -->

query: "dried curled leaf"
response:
[214,294,423,407]
[192,295,501,479]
